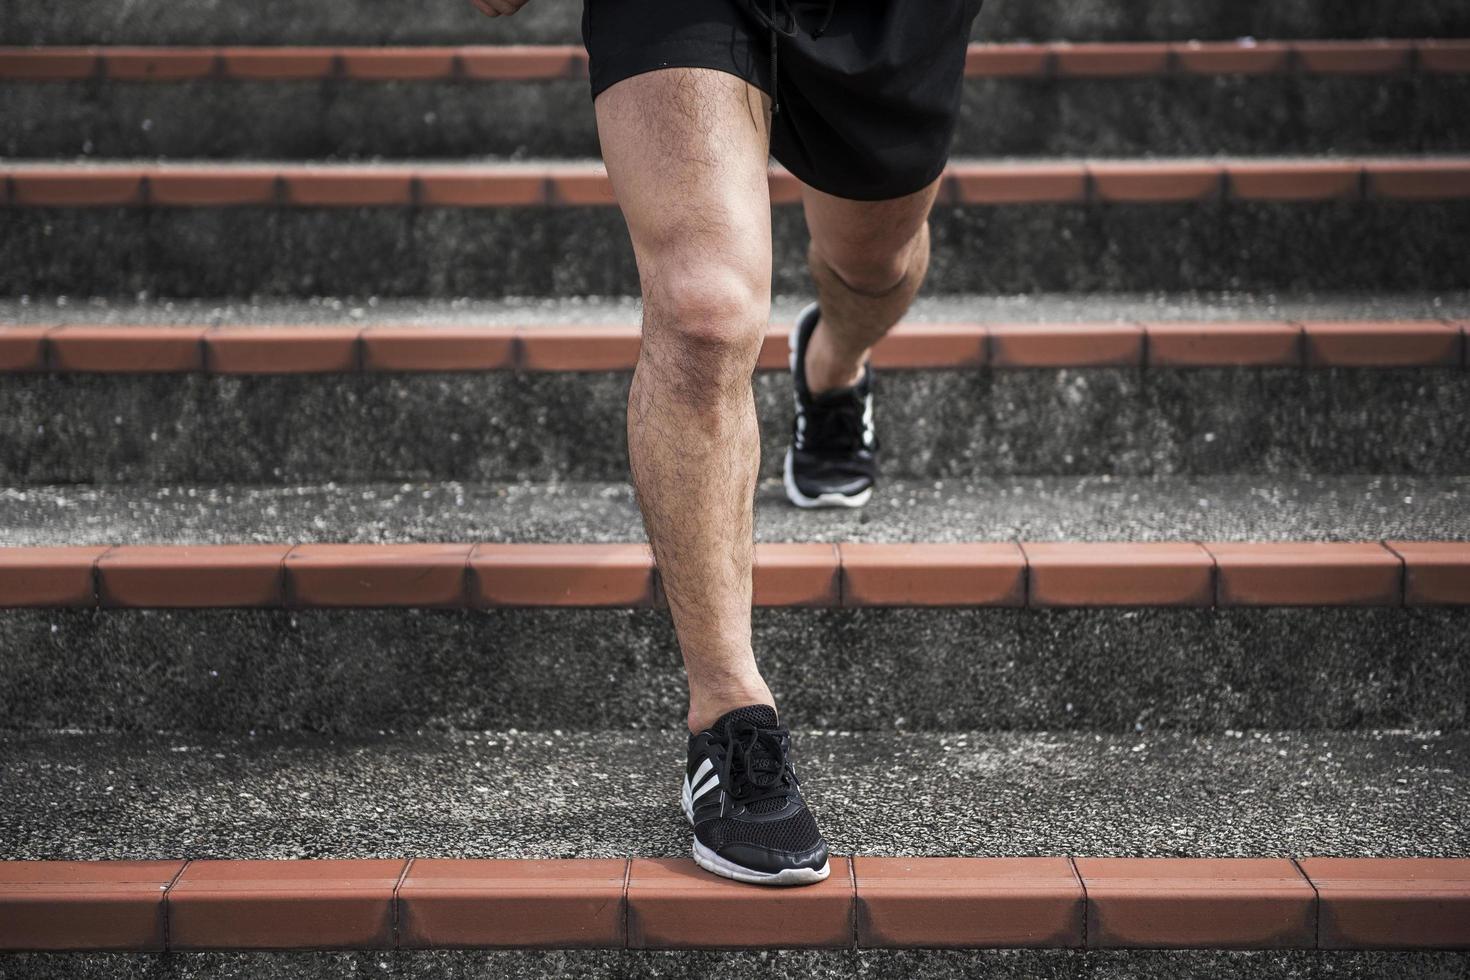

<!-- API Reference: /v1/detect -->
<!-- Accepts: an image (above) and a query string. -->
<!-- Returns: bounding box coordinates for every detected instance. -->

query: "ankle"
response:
[803,316,867,395]
[687,677,775,733]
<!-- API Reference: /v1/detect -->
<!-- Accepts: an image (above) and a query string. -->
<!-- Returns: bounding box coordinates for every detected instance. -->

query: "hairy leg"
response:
[594,68,776,733]
[801,179,943,393]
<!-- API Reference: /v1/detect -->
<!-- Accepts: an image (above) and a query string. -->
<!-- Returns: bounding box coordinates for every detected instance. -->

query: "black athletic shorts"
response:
[581,0,984,201]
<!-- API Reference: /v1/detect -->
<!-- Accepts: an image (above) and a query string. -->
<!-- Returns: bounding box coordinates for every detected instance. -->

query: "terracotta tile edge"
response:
[1068,856,1089,949]
[279,544,304,608]
[5,42,1459,83]
[1202,541,1405,607]
[91,545,116,607]
[1,541,1460,609]
[620,857,633,949]
[161,858,192,952]
[9,857,1470,951]
[828,542,843,607]
[1202,540,1220,607]
[1018,541,1216,608]
[1138,320,1307,368]
[12,320,1463,372]
[14,160,1460,209]
[1290,857,1323,950]
[391,858,415,949]
[201,325,367,375]
[1388,542,1407,606]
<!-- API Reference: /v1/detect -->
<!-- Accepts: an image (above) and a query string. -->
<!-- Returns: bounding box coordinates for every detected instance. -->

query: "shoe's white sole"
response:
[783,448,873,509]
[681,790,832,887]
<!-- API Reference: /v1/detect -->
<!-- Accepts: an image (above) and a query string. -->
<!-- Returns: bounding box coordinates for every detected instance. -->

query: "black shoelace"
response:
[744,0,837,114]
[714,720,800,815]
[799,389,874,456]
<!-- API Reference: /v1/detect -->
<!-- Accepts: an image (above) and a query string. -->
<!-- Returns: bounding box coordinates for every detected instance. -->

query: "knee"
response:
[811,224,926,298]
[641,264,767,391]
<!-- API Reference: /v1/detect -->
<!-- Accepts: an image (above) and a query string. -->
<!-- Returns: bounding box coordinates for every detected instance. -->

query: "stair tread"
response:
[4,292,1469,326]
[1,476,1465,548]
[1,729,1464,861]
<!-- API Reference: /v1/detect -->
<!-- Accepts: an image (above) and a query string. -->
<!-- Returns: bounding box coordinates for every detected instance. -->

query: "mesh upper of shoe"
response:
[700,806,823,853]
[694,705,823,854]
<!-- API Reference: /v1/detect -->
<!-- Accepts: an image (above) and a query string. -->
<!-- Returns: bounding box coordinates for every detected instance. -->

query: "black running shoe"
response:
[682,704,831,886]
[785,302,878,508]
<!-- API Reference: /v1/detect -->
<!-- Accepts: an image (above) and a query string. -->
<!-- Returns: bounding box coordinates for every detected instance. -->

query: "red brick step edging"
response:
[2,39,1467,82]
[4,158,1470,208]
[1,320,1464,374]
[0,541,1466,609]
[1,857,1465,952]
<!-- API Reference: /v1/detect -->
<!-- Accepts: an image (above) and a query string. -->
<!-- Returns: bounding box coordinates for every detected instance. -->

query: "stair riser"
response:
[2,369,1465,484]
[6,203,1467,298]
[3,607,1465,733]
[5,75,1465,160]
[9,0,1468,45]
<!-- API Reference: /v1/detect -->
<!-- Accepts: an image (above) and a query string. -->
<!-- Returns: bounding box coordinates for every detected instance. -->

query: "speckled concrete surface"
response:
[3,369,1467,483]
[3,949,1466,979]
[5,202,1470,298]
[3,291,1469,326]
[3,607,1467,732]
[1,730,1464,861]
[0,476,1464,547]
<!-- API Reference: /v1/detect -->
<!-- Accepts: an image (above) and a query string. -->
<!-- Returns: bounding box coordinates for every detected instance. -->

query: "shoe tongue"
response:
[714,705,787,800]
[746,755,782,787]
[711,704,778,731]
[810,385,864,410]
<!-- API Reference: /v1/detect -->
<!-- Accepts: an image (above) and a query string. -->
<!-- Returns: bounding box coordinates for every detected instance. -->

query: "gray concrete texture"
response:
[5,75,1465,161]
[5,292,1468,327]
[1,367,1466,484]
[1,476,1466,546]
[6,0,1468,44]
[4,201,1469,298]
[2,607,1466,732]
[2,950,1468,979]
[1,730,1465,859]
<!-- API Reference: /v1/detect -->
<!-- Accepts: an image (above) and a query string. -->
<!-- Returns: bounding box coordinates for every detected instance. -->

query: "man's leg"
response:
[800,180,943,394]
[594,68,775,734]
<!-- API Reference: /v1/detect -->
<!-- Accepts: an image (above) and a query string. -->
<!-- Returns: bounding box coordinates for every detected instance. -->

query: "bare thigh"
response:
[594,67,775,333]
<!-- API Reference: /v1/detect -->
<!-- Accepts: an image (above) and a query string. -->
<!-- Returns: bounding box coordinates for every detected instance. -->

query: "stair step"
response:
[3,539,1467,609]
[0,481,1465,733]
[6,157,1469,207]
[3,319,1467,373]
[8,0,1467,46]
[5,158,1467,297]
[5,42,1465,160]
[2,729,1466,952]
[2,476,1466,548]
[4,855,1469,952]
[2,304,1466,482]
[8,586,1461,733]
[3,729,1465,860]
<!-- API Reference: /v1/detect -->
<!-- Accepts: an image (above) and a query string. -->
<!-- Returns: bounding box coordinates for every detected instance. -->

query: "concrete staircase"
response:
[1,0,1468,975]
